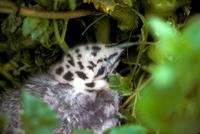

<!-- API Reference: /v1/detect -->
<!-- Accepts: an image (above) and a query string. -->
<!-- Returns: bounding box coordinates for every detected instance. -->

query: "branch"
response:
[0,7,94,19]
[0,1,94,19]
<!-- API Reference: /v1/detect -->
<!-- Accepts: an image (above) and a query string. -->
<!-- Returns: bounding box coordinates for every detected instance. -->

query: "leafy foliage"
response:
[70,124,147,134]
[107,124,147,134]
[109,73,133,96]
[21,90,60,134]
[23,17,50,44]
[135,16,200,134]
[72,129,94,134]
[0,113,10,133]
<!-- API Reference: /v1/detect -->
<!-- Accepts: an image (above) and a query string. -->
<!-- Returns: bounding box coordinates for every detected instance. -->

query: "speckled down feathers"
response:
[0,44,122,134]
[50,44,123,93]
[0,73,120,134]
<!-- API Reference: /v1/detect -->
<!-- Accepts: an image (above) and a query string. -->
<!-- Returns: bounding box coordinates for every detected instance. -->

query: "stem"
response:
[59,41,69,53]
[0,7,16,13]
[131,8,146,24]
[82,14,106,35]
[0,1,17,8]
[21,8,93,19]
[0,6,93,19]
[61,20,68,41]
[130,25,148,87]
[53,19,69,53]
[53,20,61,41]
[52,0,69,53]
[53,0,58,10]
[120,93,136,109]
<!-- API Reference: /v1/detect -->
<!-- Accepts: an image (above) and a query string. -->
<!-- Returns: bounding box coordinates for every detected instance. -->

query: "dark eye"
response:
[94,66,105,78]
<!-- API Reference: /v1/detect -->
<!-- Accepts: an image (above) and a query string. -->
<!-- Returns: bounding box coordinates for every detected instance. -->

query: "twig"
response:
[52,0,69,53]
[120,93,136,109]
[82,14,106,35]
[0,0,94,20]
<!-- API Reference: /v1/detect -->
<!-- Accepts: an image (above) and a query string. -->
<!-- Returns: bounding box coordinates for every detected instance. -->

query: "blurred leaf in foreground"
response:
[135,16,200,134]
[0,113,10,133]
[21,90,60,134]
[145,0,178,16]
[107,124,147,134]
[72,129,94,134]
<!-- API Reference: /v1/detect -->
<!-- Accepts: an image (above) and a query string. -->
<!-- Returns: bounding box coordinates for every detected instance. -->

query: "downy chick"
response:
[0,44,123,134]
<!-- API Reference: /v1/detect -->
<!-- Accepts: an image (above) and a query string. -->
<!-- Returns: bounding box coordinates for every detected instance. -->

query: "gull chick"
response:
[0,44,123,134]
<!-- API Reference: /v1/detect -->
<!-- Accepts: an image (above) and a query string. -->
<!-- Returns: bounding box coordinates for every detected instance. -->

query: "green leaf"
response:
[22,17,49,43]
[109,73,133,96]
[40,31,50,44]
[0,113,10,133]
[148,16,178,40]
[68,0,77,10]
[94,17,111,43]
[108,124,147,134]
[72,129,94,134]
[1,14,22,36]
[21,90,60,134]
[151,64,175,88]
[147,16,180,63]
[182,15,200,48]
[33,0,52,7]
[136,16,200,134]
[111,4,138,31]
[146,0,178,16]
[23,17,40,36]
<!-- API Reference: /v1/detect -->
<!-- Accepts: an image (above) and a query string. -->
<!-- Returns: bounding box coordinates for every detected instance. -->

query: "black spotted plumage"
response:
[85,82,95,88]
[77,54,82,59]
[66,54,75,66]
[85,45,89,50]
[56,66,64,75]
[87,61,96,71]
[75,48,80,53]
[0,73,120,134]
[92,46,101,51]
[91,46,102,57]
[87,66,94,71]
[63,71,74,81]
[76,71,88,80]
[97,59,103,63]
[91,52,97,57]
[77,61,84,69]
[89,61,96,67]
[95,66,105,78]
[66,64,70,68]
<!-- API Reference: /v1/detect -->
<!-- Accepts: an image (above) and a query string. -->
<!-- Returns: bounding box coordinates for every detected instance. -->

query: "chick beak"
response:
[105,48,124,76]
